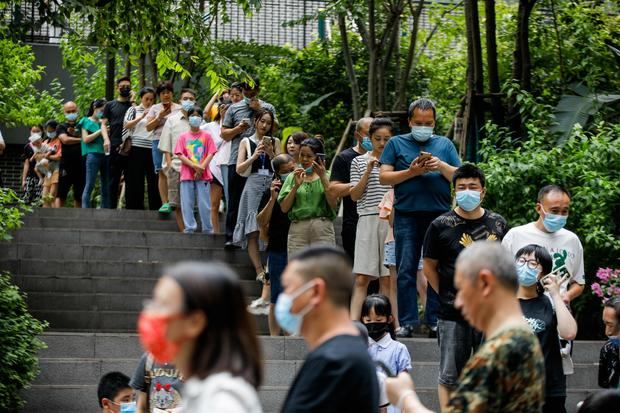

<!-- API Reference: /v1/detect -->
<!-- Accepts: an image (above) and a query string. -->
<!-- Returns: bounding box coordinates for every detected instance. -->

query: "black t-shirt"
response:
[57,121,82,163]
[330,147,362,228]
[259,188,290,252]
[281,335,379,413]
[424,209,508,321]
[23,144,37,177]
[103,100,132,146]
[519,295,566,397]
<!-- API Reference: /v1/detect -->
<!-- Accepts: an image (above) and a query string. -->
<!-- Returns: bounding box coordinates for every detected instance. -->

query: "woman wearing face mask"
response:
[138,261,263,413]
[234,109,281,281]
[516,244,578,413]
[21,124,44,204]
[349,118,393,321]
[81,98,111,208]
[41,120,63,208]
[277,137,338,256]
[124,87,161,210]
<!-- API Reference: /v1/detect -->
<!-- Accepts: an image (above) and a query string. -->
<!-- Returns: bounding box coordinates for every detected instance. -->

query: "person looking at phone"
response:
[147,82,181,215]
[278,137,338,256]
[379,98,461,338]
[515,244,578,413]
[221,78,277,249]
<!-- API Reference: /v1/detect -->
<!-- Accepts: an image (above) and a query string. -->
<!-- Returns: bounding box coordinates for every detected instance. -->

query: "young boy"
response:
[98,371,134,413]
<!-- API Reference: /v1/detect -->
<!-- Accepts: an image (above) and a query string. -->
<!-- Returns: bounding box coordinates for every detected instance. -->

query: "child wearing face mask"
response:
[516,244,578,413]
[362,294,412,413]
[174,106,217,234]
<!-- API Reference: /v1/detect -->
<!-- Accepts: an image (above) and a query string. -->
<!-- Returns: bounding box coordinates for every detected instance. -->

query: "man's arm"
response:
[58,131,81,145]
[423,258,440,293]
[379,163,425,186]
[564,283,585,303]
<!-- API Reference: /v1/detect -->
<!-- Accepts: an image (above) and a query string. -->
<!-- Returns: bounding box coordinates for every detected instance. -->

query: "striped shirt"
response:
[350,153,390,216]
[123,105,153,149]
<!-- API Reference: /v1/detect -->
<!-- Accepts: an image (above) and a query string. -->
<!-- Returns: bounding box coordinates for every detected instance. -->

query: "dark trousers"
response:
[125,146,161,210]
[341,221,357,263]
[225,166,247,242]
[108,145,128,208]
[543,396,566,413]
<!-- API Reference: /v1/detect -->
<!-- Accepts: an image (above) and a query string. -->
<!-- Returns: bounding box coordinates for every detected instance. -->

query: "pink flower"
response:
[591,282,603,298]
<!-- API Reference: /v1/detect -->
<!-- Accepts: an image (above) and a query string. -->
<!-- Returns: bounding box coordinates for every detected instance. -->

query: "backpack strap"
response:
[144,354,154,412]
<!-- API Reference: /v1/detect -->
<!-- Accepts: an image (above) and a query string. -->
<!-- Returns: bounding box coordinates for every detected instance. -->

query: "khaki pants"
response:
[164,167,180,207]
[287,217,335,257]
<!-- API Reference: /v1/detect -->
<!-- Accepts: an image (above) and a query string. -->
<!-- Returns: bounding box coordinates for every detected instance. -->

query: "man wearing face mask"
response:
[422,164,508,410]
[328,116,373,261]
[277,246,379,413]
[158,89,198,232]
[101,77,134,208]
[56,101,86,208]
[502,185,585,304]
[379,98,461,338]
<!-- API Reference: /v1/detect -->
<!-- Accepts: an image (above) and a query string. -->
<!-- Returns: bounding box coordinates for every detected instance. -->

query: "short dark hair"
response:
[156,81,174,96]
[515,244,553,276]
[289,245,353,307]
[272,153,293,173]
[604,297,620,332]
[578,390,620,413]
[407,98,436,120]
[116,76,131,85]
[230,82,243,92]
[288,131,308,145]
[187,105,204,119]
[139,86,156,98]
[87,98,107,117]
[253,108,275,135]
[97,371,130,407]
[243,77,260,90]
[537,185,571,203]
[45,120,58,131]
[166,261,262,387]
[300,137,324,156]
[369,118,394,137]
[452,163,486,188]
[180,88,197,99]
[361,294,392,319]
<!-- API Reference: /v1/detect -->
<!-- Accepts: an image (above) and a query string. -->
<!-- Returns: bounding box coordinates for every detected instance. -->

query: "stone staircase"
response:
[0,208,603,412]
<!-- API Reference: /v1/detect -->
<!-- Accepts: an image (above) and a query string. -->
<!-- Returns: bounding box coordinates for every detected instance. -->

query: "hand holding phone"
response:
[417,151,432,164]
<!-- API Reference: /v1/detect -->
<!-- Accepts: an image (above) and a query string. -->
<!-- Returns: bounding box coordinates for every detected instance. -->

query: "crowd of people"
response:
[9,79,619,411]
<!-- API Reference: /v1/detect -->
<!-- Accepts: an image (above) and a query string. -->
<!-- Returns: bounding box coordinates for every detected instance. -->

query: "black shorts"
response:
[57,157,86,200]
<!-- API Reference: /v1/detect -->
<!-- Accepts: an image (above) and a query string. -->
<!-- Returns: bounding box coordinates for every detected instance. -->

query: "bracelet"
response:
[396,390,416,411]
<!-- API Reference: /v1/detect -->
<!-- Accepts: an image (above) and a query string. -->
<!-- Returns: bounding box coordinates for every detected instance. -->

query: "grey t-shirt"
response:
[129,353,183,412]
[222,99,276,165]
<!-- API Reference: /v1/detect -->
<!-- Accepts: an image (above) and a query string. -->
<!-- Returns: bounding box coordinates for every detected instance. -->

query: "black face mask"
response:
[365,322,389,341]
[119,87,131,98]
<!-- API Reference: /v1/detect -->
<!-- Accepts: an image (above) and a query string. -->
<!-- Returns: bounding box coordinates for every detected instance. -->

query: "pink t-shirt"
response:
[174,130,217,181]
[378,189,395,243]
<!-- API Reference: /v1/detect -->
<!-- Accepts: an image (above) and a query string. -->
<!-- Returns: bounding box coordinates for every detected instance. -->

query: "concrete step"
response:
[29,207,167,220]
[21,216,180,231]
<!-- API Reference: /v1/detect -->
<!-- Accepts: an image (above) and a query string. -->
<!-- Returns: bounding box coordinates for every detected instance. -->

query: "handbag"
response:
[238,138,254,178]
[117,137,132,156]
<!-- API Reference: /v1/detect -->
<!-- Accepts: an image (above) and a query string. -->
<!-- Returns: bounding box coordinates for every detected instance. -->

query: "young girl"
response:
[81,98,111,208]
[41,120,62,208]
[21,125,44,204]
[516,244,578,413]
[174,106,217,233]
[362,294,412,413]
[350,118,393,320]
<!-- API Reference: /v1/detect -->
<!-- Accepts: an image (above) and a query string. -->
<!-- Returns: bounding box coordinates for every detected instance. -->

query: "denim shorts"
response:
[383,240,396,268]
[152,140,163,174]
[437,319,483,388]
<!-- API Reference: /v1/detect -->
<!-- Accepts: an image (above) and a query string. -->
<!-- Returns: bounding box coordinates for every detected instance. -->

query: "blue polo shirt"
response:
[380,133,461,213]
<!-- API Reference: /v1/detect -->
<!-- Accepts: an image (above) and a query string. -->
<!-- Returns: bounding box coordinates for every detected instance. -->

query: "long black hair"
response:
[87,99,106,117]
[300,137,324,156]
[166,261,262,387]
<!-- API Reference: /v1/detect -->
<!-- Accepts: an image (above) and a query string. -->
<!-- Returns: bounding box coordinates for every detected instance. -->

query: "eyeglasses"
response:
[516,257,540,270]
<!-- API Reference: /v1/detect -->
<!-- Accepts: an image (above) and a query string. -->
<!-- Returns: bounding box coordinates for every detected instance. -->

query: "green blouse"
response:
[80,117,104,155]
[278,173,337,221]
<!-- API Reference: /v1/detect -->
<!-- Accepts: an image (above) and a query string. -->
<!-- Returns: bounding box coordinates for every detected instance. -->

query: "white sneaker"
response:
[249,297,269,308]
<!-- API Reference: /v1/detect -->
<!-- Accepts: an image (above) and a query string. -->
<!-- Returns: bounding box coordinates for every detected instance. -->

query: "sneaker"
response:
[247,297,270,314]
[224,241,240,250]
[256,270,270,283]
[395,325,414,338]
[158,203,172,214]
[427,325,438,339]
[248,304,270,316]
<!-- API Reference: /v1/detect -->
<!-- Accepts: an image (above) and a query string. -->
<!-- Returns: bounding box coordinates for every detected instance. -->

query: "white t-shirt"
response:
[181,372,262,413]
[201,120,229,184]
[502,222,585,290]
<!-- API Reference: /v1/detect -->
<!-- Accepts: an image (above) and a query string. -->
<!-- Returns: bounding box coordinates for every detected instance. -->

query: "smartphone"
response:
[241,117,251,125]
[316,153,326,162]
[262,136,272,145]
[541,265,571,286]
[163,102,171,109]
[375,360,396,378]
[418,151,432,162]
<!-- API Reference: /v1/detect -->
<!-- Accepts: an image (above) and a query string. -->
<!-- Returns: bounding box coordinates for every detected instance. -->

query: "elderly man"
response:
[385,242,545,413]
[55,101,86,207]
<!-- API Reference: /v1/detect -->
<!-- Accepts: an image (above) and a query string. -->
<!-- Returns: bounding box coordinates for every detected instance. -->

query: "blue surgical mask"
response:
[181,100,195,112]
[65,113,78,122]
[244,97,251,105]
[517,264,539,287]
[541,207,567,232]
[280,172,291,181]
[119,401,137,413]
[305,166,314,174]
[361,137,373,152]
[275,281,316,336]
[456,190,481,212]
[189,115,202,128]
[47,131,57,139]
[411,126,433,142]
[96,111,104,119]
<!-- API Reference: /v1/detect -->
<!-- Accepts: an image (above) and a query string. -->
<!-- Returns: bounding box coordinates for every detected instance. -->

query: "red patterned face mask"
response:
[138,312,181,363]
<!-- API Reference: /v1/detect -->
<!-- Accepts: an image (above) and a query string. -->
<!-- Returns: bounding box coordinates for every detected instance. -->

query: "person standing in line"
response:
[349,118,393,320]
[218,82,244,211]
[277,246,379,413]
[284,131,307,165]
[81,98,111,208]
[515,244,578,413]
[158,88,198,232]
[422,164,508,409]
[41,120,62,208]
[146,81,181,214]
[599,297,620,389]
[379,98,461,338]
[55,101,85,208]
[101,77,133,208]
[328,117,373,262]
[21,125,44,204]
[123,86,161,210]
[385,241,545,413]
[221,78,277,249]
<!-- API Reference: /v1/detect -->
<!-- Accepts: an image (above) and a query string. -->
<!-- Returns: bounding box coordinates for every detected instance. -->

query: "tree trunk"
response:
[105,51,116,101]
[463,0,484,161]
[124,56,131,78]
[367,0,377,113]
[484,0,503,125]
[138,53,146,88]
[148,48,158,86]
[513,0,537,91]
[394,0,424,110]
[338,13,362,119]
